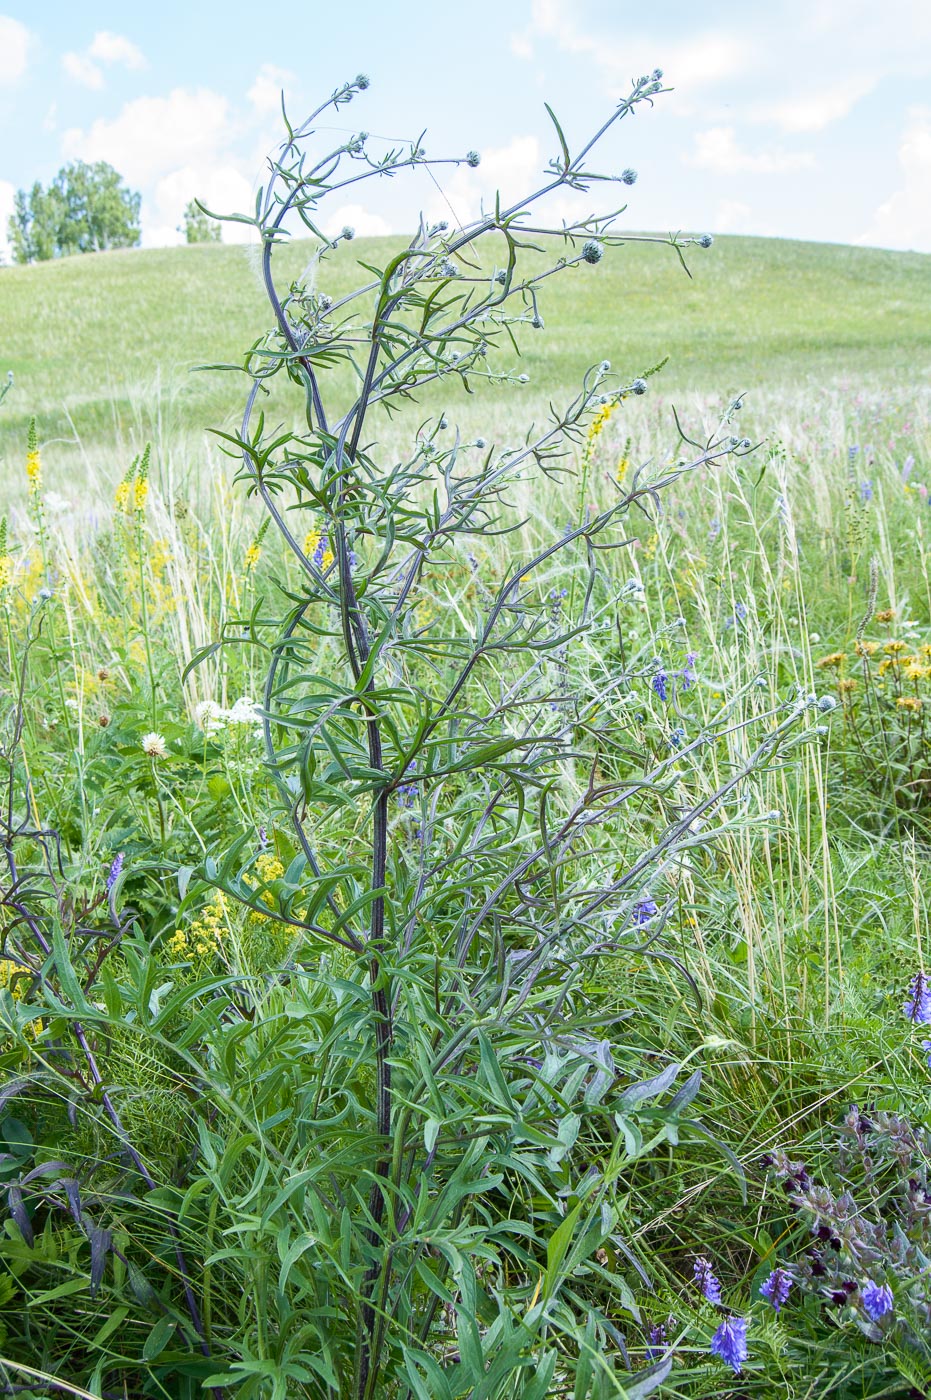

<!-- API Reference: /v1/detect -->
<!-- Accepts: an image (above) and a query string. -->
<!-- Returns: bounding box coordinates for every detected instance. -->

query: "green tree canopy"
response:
[180,199,221,244]
[8,161,141,264]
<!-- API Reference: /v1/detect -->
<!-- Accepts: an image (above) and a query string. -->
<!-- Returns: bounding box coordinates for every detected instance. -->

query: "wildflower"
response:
[838,678,857,694]
[905,663,928,681]
[693,1255,723,1305]
[621,167,637,185]
[98,714,110,727]
[631,377,648,395]
[860,1280,893,1321]
[709,1316,747,1373]
[854,640,877,656]
[903,971,931,1024]
[133,476,149,512]
[465,149,481,167]
[354,73,370,89]
[734,601,748,621]
[439,259,458,278]
[115,479,131,510]
[897,696,922,712]
[921,1040,931,1068]
[680,652,698,690]
[166,930,188,957]
[875,609,895,623]
[760,1267,791,1312]
[816,653,846,668]
[645,1321,669,1360]
[0,959,32,1000]
[817,695,838,713]
[244,541,261,571]
[340,225,355,240]
[305,528,334,572]
[581,239,604,264]
[652,669,668,702]
[25,418,41,492]
[106,853,124,892]
[141,732,168,758]
[0,554,12,590]
[860,480,873,503]
[698,233,714,248]
[884,639,907,654]
[227,697,260,726]
[632,898,659,926]
[256,851,285,883]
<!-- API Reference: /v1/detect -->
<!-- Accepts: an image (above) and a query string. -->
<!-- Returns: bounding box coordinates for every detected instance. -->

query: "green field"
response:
[2,232,931,1398]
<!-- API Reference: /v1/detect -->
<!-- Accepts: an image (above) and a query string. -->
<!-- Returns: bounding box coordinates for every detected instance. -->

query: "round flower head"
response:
[710,1316,748,1374]
[631,378,648,395]
[141,732,168,759]
[581,239,604,264]
[465,149,481,167]
[621,167,637,185]
[354,73,370,89]
[340,225,355,241]
[860,1280,893,1322]
[698,234,714,249]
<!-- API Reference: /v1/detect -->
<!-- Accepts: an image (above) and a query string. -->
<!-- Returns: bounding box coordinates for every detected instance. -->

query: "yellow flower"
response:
[256,852,285,883]
[884,640,907,654]
[167,930,188,956]
[838,677,857,694]
[905,663,928,681]
[25,418,41,492]
[875,609,895,623]
[0,555,12,590]
[816,652,846,668]
[897,696,922,712]
[855,640,878,656]
[617,456,630,483]
[0,958,31,1000]
[244,541,261,571]
[115,480,131,510]
[133,477,149,513]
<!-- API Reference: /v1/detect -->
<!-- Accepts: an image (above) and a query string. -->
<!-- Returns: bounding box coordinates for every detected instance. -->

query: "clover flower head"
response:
[760,1267,791,1312]
[581,239,604,264]
[621,167,638,185]
[860,1280,893,1321]
[710,1315,747,1373]
[904,971,931,1024]
[141,732,168,759]
[106,852,124,893]
[465,149,481,167]
[698,234,714,249]
[693,1255,723,1305]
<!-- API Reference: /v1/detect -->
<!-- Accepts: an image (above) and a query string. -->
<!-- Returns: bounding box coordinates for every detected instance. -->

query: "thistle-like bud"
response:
[581,239,604,263]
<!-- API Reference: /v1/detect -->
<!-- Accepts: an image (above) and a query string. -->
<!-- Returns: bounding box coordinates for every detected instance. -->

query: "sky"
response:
[1,0,930,260]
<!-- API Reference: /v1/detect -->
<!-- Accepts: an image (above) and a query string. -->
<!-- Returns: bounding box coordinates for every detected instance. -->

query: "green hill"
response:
[1,233,929,466]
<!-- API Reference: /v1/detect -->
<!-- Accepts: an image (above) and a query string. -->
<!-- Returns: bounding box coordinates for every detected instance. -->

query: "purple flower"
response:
[710,1315,747,1373]
[860,480,873,503]
[922,1040,931,1069]
[693,1255,722,1305]
[106,853,124,892]
[760,1267,791,1312]
[632,898,659,927]
[860,1280,893,1321]
[645,1321,666,1360]
[680,652,698,691]
[652,669,668,702]
[734,601,748,622]
[904,972,931,1024]
[902,454,915,483]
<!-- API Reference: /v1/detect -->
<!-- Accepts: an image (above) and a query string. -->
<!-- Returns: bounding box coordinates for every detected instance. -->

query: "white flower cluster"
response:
[193,697,262,736]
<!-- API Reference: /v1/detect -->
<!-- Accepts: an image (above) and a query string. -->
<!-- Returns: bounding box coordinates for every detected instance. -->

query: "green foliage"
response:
[7,160,141,264]
[181,199,222,245]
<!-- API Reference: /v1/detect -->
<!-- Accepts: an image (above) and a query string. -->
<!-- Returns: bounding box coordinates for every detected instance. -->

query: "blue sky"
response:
[1,0,930,258]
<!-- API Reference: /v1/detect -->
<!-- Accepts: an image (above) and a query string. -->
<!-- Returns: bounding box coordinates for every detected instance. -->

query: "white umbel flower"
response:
[141,732,168,758]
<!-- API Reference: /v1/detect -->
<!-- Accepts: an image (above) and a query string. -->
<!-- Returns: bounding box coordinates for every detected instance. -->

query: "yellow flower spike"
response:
[0,555,12,591]
[115,479,132,511]
[244,541,261,571]
[25,418,41,492]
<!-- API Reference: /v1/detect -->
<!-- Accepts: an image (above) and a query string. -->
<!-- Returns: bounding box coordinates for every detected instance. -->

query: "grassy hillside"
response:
[1,233,929,468]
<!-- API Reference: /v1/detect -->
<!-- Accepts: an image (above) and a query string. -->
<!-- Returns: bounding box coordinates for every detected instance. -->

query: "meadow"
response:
[1,214,931,1400]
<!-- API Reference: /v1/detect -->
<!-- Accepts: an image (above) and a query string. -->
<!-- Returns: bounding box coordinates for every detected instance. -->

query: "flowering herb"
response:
[106,853,124,893]
[760,1267,791,1312]
[693,1255,723,1305]
[860,1280,893,1322]
[904,972,931,1024]
[709,1315,748,1373]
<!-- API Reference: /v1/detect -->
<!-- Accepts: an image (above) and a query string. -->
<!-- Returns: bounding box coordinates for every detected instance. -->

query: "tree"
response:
[180,199,221,244]
[7,161,141,264]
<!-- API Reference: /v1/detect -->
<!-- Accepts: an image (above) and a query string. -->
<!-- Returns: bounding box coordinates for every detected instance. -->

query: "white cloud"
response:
[63,88,232,186]
[424,135,544,228]
[89,31,145,70]
[858,106,931,252]
[713,199,753,233]
[687,127,815,175]
[247,63,296,116]
[62,52,103,90]
[148,164,256,247]
[0,15,30,84]
[513,1,751,95]
[752,76,876,132]
[0,179,15,263]
[320,202,392,240]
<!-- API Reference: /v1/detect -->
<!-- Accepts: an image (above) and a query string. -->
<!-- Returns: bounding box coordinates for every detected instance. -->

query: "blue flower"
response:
[904,972,931,1024]
[734,601,748,621]
[632,898,659,927]
[679,652,698,691]
[710,1315,747,1373]
[698,234,714,249]
[922,1040,931,1068]
[760,1267,791,1312]
[860,480,873,503]
[652,669,668,702]
[860,1280,893,1321]
[693,1255,722,1305]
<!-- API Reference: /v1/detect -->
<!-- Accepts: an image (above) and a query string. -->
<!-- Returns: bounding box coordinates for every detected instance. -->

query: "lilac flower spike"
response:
[710,1315,748,1373]
[693,1255,723,1305]
[760,1267,791,1312]
[860,1280,894,1321]
[903,972,931,1024]
[652,669,668,702]
[106,852,124,893]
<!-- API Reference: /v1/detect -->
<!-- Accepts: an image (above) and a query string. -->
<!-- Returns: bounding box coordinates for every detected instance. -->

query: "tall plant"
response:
[193,74,815,1396]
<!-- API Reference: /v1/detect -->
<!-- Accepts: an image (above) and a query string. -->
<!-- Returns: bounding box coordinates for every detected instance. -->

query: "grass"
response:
[1,233,931,1397]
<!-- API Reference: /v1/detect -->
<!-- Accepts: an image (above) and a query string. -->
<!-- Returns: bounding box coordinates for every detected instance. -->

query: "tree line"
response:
[6,161,220,263]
